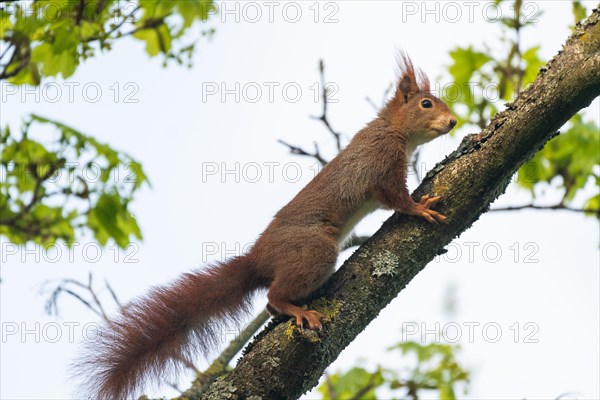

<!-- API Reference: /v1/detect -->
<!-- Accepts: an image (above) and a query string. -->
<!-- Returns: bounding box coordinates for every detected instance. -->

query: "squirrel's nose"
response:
[449,118,457,129]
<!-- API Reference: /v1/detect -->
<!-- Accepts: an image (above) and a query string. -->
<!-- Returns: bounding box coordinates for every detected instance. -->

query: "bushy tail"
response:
[73,255,261,400]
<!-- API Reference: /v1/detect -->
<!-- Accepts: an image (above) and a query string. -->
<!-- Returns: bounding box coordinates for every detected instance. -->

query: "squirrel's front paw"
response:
[411,195,447,223]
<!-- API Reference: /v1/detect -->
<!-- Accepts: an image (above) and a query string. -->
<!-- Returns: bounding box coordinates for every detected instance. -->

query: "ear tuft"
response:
[394,51,430,101]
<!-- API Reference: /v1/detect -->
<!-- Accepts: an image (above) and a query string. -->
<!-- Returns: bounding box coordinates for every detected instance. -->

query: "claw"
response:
[419,210,437,223]
[294,309,325,330]
[412,195,448,223]
[419,195,442,209]
[425,208,447,223]
[295,315,304,330]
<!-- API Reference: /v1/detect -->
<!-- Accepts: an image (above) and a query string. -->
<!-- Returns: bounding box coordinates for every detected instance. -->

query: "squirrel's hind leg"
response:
[267,298,325,330]
[266,236,337,330]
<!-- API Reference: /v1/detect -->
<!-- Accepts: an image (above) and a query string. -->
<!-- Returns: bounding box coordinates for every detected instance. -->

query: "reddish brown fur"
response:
[74,255,264,399]
[76,54,456,399]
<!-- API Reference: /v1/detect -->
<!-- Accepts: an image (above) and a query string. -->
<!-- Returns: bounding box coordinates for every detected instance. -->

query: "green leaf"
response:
[133,28,162,56]
[89,194,128,247]
[439,383,455,400]
[388,340,469,397]
[572,1,587,24]
[448,47,492,86]
[125,161,149,189]
[1,115,148,248]
[177,0,213,27]
[3,1,216,85]
[87,210,110,246]
[157,23,172,53]
[53,27,79,53]
[516,114,599,209]
[584,194,600,219]
[0,9,13,34]
[318,367,383,400]
[8,61,41,86]
[521,46,544,86]
[30,41,78,78]
[78,21,102,39]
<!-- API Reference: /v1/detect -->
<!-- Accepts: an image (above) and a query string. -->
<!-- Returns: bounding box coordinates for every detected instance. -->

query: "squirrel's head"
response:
[381,53,457,144]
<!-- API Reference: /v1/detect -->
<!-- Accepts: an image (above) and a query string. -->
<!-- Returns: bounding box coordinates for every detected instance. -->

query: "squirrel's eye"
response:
[421,99,433,108]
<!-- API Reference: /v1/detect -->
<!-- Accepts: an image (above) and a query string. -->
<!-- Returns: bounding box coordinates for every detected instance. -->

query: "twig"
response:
[277,139,328,166]
[310,59,343,152]
[366,82,394,111]
[555,392,580,400]
[46,285,101,318]
[87,273,109,320]
[105,279,122,308]
[75,0,85,25]
[490,203,600,215]
[119,17,164,39]
[381,82,394,106]
[0,42,14,62]
[0,40,30,80]
[84,6,141,42]
[41,273,115,322]
[365,96,378,111]
[279,60,345,166]
[0,161,61,226]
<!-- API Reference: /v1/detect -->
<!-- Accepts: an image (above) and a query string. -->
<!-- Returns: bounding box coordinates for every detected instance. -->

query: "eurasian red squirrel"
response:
[75,54,457,399]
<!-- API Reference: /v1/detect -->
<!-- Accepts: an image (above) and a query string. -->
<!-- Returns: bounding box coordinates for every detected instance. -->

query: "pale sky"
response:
[1,1,599,399]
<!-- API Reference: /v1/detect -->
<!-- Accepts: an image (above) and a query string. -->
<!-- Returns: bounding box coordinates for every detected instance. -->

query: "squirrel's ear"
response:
[398,75,418,103]
[395,52,421,103]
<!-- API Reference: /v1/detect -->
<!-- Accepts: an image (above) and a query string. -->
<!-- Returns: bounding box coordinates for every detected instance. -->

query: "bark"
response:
[199,8,600,400]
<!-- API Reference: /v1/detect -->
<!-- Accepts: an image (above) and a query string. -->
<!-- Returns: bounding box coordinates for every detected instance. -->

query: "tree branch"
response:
[200,7,600,399]
[181,309,271,397]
